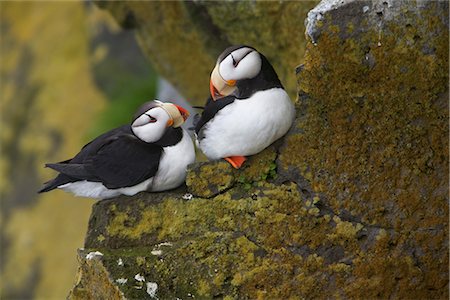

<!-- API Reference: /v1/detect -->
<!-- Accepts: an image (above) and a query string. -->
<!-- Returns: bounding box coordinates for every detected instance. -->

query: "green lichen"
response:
[186,161,235,198]
[279,2,448,298]
[85,181,368,298]
[239,147,278,183]
[186,147,278,198]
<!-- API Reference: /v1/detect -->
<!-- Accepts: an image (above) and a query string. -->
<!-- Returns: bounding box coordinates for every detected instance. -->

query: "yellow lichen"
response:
[278,3,448,297]
[197,279,212,297]
[329,263,352,273]
[135,256,146,266]
[333,217,363,239]
[186,161,235,197]
[375,228,387,241]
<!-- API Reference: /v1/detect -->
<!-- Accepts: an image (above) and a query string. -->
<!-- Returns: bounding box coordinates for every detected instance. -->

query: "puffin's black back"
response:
[39,125,184,193]
[155,127,183,147]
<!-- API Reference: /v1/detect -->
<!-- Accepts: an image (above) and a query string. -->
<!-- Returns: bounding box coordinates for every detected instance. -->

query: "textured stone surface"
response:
[95,1,317,103]
[280,0,449,298]
[186,147,278,198]
[71,0,448,298]
[68,249,125,300]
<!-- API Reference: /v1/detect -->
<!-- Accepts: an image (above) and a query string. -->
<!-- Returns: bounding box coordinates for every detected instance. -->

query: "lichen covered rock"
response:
[71,0,448,298]
[281,0,449,298]
[74,180,365,299]
[186,147,278,198]
[69,250,125,300]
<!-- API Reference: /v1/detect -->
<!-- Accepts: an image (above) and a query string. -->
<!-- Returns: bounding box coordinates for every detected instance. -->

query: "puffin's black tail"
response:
[38,175,76,193]
[38,165,78,194]
[38,178,60,193]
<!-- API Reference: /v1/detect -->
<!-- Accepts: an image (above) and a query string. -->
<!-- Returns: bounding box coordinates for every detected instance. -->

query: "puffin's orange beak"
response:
[210,64,237,101]
[174,104,190,121]
[210,80,222,101]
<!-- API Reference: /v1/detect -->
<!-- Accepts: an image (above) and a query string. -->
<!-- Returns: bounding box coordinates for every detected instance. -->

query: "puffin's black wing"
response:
[83,135,162,189]
[45,163,97,181]
[39,125,163,192]
[71,125,131,163]
[39,125,132,193]
[194,95,235,134]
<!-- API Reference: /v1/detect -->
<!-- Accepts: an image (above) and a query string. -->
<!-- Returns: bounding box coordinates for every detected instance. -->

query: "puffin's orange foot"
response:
[224,156,246,169]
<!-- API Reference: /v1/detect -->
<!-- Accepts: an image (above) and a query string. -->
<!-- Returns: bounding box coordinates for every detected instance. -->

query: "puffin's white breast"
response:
[198,88,295,160]
[150,129,195,192]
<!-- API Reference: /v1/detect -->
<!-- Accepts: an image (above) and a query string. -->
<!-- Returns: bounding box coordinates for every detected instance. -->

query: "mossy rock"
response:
[74,181,369,299]
[186,146,278,198]
[280,0,449,298]
[71,0,448,299]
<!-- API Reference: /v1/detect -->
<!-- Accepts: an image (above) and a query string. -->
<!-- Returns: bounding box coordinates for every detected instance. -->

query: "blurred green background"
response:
[0,2,165,298]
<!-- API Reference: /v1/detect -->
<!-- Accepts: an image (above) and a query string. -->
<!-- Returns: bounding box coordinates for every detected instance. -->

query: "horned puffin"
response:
[195,45,296,168]
[39,100,195,199]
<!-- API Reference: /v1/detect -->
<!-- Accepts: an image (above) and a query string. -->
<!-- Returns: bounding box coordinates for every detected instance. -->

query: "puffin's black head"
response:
[210,45,283,100]
[131,100,189,143]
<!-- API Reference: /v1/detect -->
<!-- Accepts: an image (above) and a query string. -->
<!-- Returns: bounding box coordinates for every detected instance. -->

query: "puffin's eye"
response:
[231,54,237,67]
[145,114,157,123]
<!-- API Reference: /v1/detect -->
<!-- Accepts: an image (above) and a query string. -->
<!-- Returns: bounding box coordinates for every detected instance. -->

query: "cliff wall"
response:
[70,1,448,299]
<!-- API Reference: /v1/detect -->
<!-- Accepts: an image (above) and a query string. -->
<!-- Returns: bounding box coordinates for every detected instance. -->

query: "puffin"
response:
[195,45,296,168]
[39,100,195,199]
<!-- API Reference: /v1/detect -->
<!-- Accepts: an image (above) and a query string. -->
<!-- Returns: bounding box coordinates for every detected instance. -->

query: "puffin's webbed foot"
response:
[224,156,246,169]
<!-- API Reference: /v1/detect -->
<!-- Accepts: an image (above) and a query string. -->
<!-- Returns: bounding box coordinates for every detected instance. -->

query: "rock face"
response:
[70,0,449,299]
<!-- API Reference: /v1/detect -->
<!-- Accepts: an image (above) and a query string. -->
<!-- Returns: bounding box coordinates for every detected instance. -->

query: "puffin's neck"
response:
[153,127,183,147]
[235,55,283,99]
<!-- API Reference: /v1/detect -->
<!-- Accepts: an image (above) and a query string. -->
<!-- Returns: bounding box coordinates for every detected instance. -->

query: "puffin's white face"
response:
[132,107,172,143]
[131,101,189,143]
[210,46,262,100]
[219,47,262,81]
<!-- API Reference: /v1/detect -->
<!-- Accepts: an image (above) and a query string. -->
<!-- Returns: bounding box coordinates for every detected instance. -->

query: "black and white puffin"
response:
[39,100,195,199]
[195,45,296,168]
